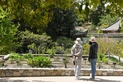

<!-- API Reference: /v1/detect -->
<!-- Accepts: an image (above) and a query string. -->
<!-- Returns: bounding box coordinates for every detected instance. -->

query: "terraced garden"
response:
[0,53,123,69]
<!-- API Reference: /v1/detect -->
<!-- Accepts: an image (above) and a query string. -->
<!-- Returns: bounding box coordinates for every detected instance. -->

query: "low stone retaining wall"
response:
[0,68,123,77]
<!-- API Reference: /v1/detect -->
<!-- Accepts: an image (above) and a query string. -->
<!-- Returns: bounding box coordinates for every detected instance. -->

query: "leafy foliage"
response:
[109,56,118,63]
[55,46,64,54]
[98,14,119,28]
[82,42,90,55]
[0,7,19,54]
[46,8,76,40]
[102,56,108,64]
[56,36,73,49]
[120,19,123,34]
[98,53,104,61]
[23,53,34,59]
[46,47,56,58]
[27,56,52,67]
[76,13,86,26]
[2,0,74,34]
[97,53,108,63]
[18,30,53,53]
[9,53,23,61]
[97,37,123,57]
[97,37,115,55]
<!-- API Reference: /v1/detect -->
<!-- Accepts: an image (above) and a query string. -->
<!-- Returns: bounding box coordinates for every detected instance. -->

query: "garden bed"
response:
[1,54,123,77]
[1,56,123,69]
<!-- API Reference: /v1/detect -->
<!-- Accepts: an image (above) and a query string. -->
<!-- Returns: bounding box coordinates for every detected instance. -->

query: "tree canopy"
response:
[1,0,75,34]
[0,7,19,54]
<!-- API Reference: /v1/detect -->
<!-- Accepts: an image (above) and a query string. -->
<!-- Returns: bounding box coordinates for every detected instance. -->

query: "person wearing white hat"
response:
[71,38,82,80]
[88,36,98,80]
[76,38,82,44]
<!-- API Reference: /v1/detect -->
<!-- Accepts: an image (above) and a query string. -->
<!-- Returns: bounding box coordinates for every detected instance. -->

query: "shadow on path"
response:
[0,78,29,82]
[0,78,54,82]
[79,77,121,82]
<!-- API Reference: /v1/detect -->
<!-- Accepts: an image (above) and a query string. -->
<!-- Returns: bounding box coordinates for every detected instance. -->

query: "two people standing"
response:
[71,37,98,80]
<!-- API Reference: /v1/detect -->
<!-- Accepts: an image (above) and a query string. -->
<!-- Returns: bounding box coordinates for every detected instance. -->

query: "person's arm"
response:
[74,46,82,56]
[71,45,75,56]
[88,45,92,62]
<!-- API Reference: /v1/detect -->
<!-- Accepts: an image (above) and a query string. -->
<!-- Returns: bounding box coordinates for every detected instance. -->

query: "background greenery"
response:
[0,0,123,57]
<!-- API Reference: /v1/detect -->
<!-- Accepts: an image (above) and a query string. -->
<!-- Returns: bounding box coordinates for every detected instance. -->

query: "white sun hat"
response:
[76,37,82,44]
[76,38,81,41]
[90,37,96,42]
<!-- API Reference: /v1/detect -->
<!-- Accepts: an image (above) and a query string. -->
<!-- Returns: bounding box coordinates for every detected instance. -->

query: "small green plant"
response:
[55,46,64,54]
[23,53,34,59]
[63,55,69,68]
[9,53,17,61]
[109,56,118,63]
[9,53,23,65]
[102,56,108,64]
[14,55,24,61]
[9,53,18,63]
[27,56,52,67]
[98,53,105,61]
[47,47,56,58]
[97,55,101,62]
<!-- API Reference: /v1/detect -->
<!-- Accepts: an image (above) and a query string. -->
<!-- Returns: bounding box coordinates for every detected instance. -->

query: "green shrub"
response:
[27,56,52,67]
[97,55,101,62]
[0,7,19,55]
[98,53,105,61]
[23,53,34,59]
[82,43,90,55]
[19,31,53,54]
[109,56,118,63]
[64,49,71,54]
[119,62,123,66]
[9,53,24,61]
[46,47,56,58]
[55,46,64,54]
[56,36,73,49]
[102,56,108,64]
[9,53,19,61]
[14,55,24,61]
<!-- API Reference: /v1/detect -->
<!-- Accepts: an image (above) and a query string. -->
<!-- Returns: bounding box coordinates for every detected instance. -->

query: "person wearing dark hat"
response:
[71,38,82,80]
[88,37,98,80]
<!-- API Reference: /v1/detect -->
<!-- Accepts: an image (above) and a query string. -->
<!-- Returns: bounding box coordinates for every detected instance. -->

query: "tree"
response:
[0,7,19,54]
[76,0,123,25]
[1,0,74,34]
[45,8,76,40]
[98,14,119,28]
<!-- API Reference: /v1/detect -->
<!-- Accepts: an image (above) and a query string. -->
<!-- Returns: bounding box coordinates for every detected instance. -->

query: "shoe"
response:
[90,77,95,80]
[75,76,80,80]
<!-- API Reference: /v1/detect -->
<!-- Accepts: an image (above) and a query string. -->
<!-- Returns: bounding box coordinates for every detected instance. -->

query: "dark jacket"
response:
[88,42,98,60]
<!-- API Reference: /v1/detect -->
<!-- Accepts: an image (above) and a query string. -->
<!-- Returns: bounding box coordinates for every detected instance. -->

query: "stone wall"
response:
[0,68,123,77]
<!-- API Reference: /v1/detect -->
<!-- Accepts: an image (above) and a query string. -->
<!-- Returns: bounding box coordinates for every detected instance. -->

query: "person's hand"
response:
[88,59,90,63]
[73,56,75,61]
